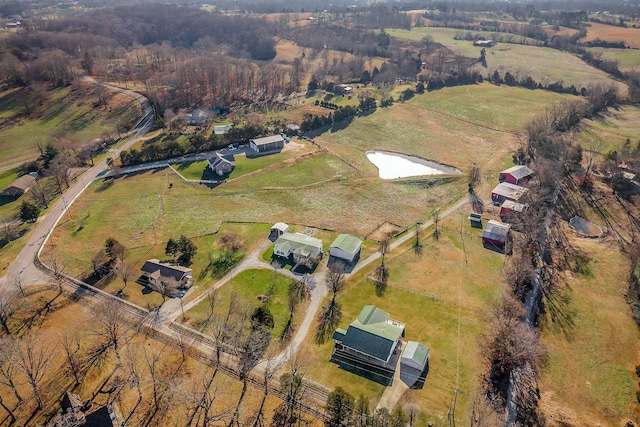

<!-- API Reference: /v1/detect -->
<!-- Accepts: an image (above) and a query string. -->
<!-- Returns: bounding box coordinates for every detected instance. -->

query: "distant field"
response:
[0,83,141,170]
[587,47,640,72]
[582,22,640,49]
[388,27,624,91]
[316,83,575,176]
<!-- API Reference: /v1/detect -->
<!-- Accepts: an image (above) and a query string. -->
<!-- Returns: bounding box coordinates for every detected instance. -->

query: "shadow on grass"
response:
[0,195,20,207]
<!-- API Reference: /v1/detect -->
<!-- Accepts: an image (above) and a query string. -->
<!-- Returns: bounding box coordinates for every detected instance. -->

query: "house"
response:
[499,165,534,185]
[269,223,290,241]
[2,172,37,196]
[499,200,528,222]
[481,220,511,248]
[214,124,233,135]
[329,234,362,263]
[140,259,193,290]
[273,233,323,259]
[249,135,285,153]
[332,305,405,367]
[48,391,122,427]
[400,341,430,372]
[491,182,528,206]
[473,39,495,47]
[336,84,353,94]
[208,152,235,176]
[188,109,214,126]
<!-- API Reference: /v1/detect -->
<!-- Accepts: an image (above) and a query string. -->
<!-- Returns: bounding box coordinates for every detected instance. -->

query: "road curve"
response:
[0,77,154,290]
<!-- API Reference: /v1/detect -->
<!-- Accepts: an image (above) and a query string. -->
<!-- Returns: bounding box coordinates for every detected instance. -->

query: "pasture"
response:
[580,106,640,153]
[0,83,141,170]
[582,22,640,49]
[388,27,624,91]
[588,47,640,72]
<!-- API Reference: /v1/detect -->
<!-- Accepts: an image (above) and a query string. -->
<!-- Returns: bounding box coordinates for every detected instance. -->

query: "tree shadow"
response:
[0,195,20,207]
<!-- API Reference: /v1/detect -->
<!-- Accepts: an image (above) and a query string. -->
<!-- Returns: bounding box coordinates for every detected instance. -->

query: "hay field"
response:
[316,83,575,175]
[582,22,640,49]
[388,27,624,91]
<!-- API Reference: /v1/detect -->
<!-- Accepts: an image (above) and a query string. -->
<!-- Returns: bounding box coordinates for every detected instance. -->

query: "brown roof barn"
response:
[2,173,37,196]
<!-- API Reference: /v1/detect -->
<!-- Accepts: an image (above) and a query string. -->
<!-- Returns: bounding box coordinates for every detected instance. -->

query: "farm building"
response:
[140,259,193,289]
[214,124,233,135]
[273,232,323,259]
[2,172,37,196]
[499,200,528,222]
[332,305,405,367]
[481,220,511,249]
[499,165,534,185]
[208,152,235,176]
[329,234,362,263]
[400,341,430,372]
[269,223,290,241]
[249,135,285,153]
[491,182,529,206]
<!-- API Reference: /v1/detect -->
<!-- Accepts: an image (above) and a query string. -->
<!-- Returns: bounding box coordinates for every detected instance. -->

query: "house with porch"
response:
[332,305,405,368]
[273,233,323,259]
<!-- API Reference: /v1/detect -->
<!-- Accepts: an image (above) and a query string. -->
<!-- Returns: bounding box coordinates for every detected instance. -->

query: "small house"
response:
[52,391,122,427]
[332,305,405,368]
[499,165,534,185]
[208,152,235,176]
[140,259,193,290]
[499,200,528,222]
[270,223,290,241]
[188,109,213,126]
[329,234,362,263]
[274,232,323,259]
[491,182,528,206]
[214,124,233,135]
[2,172,37,196]
[400,341,430,372]
[481,220,511,248]
[249,135,285,153]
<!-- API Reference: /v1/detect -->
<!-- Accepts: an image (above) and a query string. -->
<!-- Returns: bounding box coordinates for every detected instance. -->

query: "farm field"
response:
[316,83,575,176]
[539,235,640,425]
[580,105,640,152]
[582,22,640,49]
[0,84,141,170]
[588,47,640,72]
[302,211,495,426]
[388,27,624,91]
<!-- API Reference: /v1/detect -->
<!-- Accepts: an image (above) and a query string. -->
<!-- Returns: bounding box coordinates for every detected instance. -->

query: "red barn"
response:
[499,200,528,222]
[491,182,528,206]
[499,165,534,185]
[482,220,511,249]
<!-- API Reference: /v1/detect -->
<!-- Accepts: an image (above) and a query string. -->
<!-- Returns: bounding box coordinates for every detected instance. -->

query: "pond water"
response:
[365,151,461,180]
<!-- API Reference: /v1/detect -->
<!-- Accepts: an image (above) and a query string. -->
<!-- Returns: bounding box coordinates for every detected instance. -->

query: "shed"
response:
[469,212,482,228]
[499,200,528,222]
[214,124,233,135]
[491,182,528,206]
[481,220,511,248]
[329,234,362,263]
[274,232,323,259]
[400,341,430,372]
[270,223,290,241]
[499,165,534,185]
[208,152,235,176]
[2,173,37,196]
[249,135,285,153]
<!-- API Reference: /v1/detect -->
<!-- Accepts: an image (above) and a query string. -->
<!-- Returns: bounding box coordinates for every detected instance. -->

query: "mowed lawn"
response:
[316,84,575,176]
[388,27,623,90]
[539,237,640,425]
[0,84,141,170]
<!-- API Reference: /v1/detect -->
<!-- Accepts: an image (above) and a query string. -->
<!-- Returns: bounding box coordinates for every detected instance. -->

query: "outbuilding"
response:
[270,223,290,241]
[499,165,534,185]
[481,220,511,248]
[214,124,233,135]
[329,234,362,263]
[491,182,528,206]
[400,341,430,372]
[499,200,528,222]
[249,135,285,153]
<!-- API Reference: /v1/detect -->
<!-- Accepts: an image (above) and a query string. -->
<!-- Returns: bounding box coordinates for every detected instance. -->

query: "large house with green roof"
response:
[332,305,405,367]
[329,234,362,263]
[273,232,323,259]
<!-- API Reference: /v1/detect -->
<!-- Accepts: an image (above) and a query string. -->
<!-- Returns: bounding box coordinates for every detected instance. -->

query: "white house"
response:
[274,232,322,259]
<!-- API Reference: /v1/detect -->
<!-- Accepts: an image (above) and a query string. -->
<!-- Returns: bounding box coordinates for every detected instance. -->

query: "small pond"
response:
[365,151,461,180]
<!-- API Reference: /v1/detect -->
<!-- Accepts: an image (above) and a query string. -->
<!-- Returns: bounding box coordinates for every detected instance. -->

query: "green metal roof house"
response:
[400,341,430,372]
[329,234,362,263]
[333,305,405,366]
[273,232,323,259]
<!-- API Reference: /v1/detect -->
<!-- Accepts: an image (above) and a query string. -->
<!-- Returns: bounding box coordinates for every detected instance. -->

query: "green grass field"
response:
[388,27,623,91]
[171,160,210,180]
[588,47,640,72]
[580,106,640,153]
[0,84,141,170]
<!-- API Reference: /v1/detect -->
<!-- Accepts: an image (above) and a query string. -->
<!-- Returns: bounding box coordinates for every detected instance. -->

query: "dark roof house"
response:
[49,391,121,427]
[2,172,37,196]
[208,152,235,176]
[333,305,405,366]
[141,259,193,291]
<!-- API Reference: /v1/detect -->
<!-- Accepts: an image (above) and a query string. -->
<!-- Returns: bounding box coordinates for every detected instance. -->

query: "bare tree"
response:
[88,299,127,362]
[112,260,136,295]
[49,154,75,193]
[0,290,19,335]
[61,329,84,385]
[144,344,169,420]
[403,403,420,427]
[12,334,56,409]
[0,219,19,244]
[30,181,51,209]
[122,345,143,425]
[0,394,16,424]
[91,250,108,276]
[11,275,26,297]
[0,337,24,403]
[251,353,283,427]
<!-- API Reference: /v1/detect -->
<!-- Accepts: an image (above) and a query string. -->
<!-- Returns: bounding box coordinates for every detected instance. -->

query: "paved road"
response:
[0,77,154,290]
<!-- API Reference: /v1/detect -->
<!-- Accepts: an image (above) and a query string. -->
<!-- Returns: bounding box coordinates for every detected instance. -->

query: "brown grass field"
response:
[582,22,640,49]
